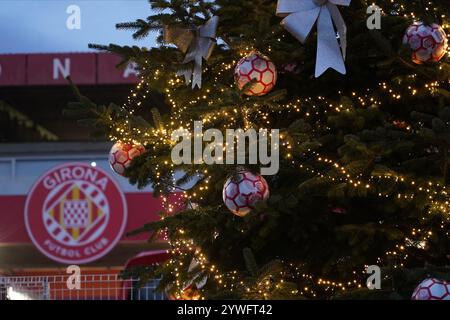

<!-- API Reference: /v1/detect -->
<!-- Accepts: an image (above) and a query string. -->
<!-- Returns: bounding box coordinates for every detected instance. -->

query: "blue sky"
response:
[0,0,157,53]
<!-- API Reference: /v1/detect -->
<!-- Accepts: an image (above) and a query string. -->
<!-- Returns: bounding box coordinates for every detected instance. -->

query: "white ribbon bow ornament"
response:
[164,16,219,89]
[276,0,351,77]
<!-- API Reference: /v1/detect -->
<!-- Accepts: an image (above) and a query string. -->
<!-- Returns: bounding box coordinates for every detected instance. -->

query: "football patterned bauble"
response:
[403,22,448,64]
[222,171,270,217]
[234,52,277,96]
[108,142,145,176]
[411,278,450,300]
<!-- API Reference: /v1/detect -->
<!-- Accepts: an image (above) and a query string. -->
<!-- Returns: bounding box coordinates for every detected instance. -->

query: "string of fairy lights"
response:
[111,72,450,298]
[101,2,450,299]
[114,77,449,298]
[112,80,450,298]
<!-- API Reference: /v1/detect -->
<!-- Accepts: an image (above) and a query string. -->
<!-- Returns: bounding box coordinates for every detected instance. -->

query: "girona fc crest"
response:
[25,163,127,264]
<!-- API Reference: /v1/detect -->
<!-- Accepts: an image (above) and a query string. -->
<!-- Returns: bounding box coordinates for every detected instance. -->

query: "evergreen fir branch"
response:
[67,0,450,299]
[151,108,165,130]
[116,19,162,40]
[0,101,59,141]
[243,248,259,278]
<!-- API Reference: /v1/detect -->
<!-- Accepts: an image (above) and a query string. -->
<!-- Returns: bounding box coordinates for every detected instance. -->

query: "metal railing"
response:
[0,274,166,300]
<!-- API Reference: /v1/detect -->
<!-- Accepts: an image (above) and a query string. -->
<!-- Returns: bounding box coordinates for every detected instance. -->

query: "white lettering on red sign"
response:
[53,58,71,80]
[123,62,139,78]
[25,163,127,264]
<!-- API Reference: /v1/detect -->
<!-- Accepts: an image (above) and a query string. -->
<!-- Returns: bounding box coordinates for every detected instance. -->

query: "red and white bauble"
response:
[108,142,145,176]
[234,52,277,96]
[411,278,450,300]
[403,22,448,64]
[222,171,270,217]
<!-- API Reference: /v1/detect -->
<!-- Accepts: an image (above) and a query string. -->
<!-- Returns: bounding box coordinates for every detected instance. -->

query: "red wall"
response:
[0,193,174,244]
[0,53,139,86]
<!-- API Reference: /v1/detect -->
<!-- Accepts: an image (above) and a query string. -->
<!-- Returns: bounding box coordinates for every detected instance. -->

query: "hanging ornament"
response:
[178,284,202,300]
[165,284,201,300]
[276,0,351,77]
[403,22,448,64]
[163,16,219,89]
[166,258,206,300]
[108,142,145,176]
[234,51,277,96]
[223,171,270,217]
[185,258,208,289]
[412,278,450,300]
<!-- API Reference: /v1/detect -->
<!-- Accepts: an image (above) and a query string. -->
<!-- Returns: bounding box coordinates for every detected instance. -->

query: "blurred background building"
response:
[0,2,168,298]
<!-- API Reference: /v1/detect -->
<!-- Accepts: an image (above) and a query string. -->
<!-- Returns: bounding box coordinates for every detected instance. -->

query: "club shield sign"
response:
[25,163,128,264]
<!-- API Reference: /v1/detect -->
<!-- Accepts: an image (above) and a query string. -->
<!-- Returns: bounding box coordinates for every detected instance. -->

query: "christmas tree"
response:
[66,0,450,300]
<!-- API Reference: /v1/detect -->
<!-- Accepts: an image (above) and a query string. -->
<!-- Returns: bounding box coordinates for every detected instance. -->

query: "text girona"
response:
[43,166,108,191]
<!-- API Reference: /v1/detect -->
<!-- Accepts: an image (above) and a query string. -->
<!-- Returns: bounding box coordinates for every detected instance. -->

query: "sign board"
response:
[24,163,128,264]
[0,53,139,86]
[0,54,27,86]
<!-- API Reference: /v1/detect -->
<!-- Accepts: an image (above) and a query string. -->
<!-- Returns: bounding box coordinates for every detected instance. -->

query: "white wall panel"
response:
[0,154,154,196]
